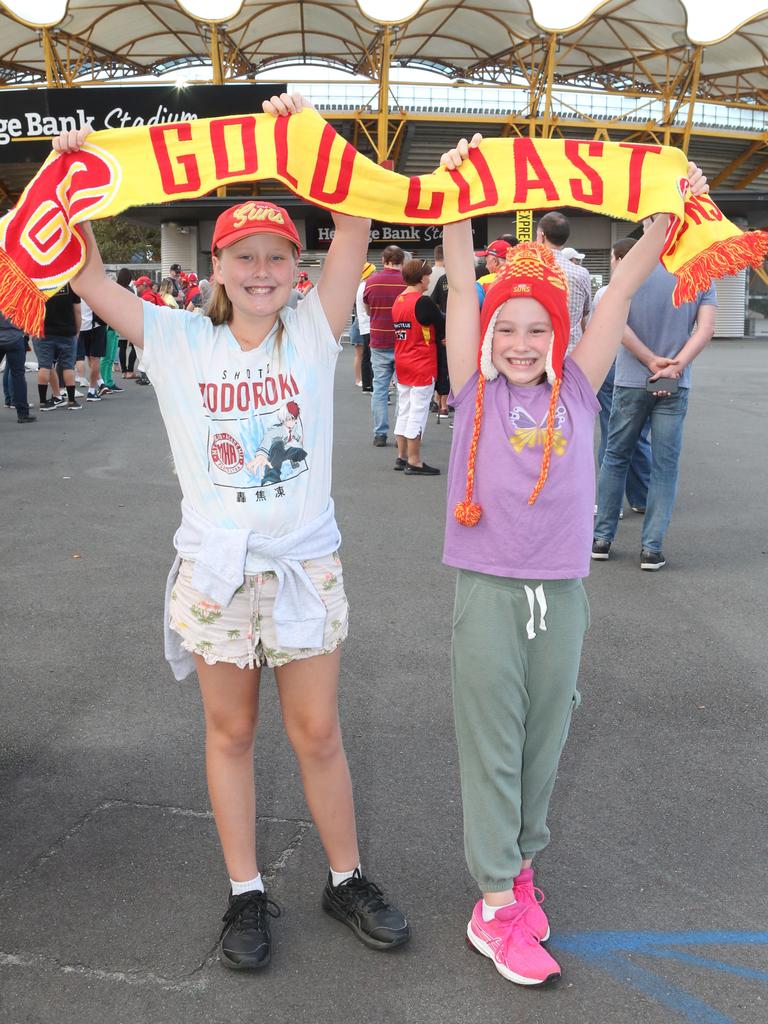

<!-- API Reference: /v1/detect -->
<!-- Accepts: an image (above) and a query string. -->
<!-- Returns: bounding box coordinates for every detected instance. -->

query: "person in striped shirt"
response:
[363,245,405,446]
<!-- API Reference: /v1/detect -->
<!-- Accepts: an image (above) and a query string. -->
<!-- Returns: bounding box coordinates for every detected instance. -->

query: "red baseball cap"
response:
[212,201,301,254]
[187,273,198,285]
[483,239,511,259]
[134,276,152,287]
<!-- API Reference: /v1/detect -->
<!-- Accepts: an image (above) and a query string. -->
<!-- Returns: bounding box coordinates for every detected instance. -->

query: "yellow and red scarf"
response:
[1,107,766,334]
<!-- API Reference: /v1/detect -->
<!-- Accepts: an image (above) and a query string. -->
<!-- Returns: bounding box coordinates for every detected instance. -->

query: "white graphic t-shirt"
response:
[141,288,339,548]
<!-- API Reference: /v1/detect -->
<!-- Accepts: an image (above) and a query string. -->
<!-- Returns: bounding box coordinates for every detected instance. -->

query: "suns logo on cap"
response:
[232,202,286,230]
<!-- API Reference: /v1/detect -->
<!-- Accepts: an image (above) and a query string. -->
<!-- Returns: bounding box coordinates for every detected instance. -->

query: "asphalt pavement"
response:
[1,340,766,1024]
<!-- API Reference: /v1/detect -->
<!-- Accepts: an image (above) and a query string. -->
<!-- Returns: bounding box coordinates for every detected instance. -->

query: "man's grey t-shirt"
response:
[615,265,717,390]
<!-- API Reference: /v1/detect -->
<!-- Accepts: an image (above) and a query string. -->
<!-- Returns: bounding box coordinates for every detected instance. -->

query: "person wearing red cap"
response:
[439,133,709,988]
[134,276,162,305]
[391,258,445,475]
[183,273,204,313]
[474,238,511,307]
[132,277,162,384]
[51,92,409,971]
[296,270,314,298]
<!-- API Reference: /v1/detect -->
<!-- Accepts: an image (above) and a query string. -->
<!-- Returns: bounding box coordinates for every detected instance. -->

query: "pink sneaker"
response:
[467,900,561,986]
[513,867,550,941]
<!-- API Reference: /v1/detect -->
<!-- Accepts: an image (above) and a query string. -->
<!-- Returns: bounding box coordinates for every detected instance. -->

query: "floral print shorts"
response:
[169,552,349,669]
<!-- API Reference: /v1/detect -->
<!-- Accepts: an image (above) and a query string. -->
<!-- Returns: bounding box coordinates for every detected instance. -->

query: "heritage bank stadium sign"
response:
[307,217,488,250]
[0,85,283,163]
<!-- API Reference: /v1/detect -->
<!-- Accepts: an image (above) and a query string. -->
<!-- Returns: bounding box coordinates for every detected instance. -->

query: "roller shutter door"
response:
[713,271,746,338]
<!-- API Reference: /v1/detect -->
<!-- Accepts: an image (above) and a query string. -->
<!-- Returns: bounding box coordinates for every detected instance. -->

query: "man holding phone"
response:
[592,251,717,570]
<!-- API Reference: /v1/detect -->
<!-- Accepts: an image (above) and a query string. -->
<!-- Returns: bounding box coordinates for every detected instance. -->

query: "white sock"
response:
[230,873,264,896]
[482,897,516,922]
[330,865,360,887]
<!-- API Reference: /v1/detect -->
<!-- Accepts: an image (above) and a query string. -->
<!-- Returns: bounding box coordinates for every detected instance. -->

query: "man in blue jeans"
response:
[0,312,35,423]
[363,246,404,446]
[596,360,650,512]
[593,238,651,514]
[592,257,717,571]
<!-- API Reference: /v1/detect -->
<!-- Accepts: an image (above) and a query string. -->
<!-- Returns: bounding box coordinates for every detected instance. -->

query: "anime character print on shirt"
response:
[243,400,307,486]
[508,401,568,456]
[202,357,309,499]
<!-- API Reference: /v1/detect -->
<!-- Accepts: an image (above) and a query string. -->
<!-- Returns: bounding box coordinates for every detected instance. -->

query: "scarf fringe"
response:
[0,248,46,336]
[672,230,768,307]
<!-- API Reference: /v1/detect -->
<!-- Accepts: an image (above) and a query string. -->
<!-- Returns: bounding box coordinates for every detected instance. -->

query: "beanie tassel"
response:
[454,375,486,527]
[528,377,561,505]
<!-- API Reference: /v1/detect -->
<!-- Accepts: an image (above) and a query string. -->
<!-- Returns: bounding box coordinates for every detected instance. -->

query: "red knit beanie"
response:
[455,243,570,527]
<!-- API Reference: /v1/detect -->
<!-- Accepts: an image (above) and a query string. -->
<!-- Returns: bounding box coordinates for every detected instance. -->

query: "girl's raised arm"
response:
[571,162,708,391]
[262,93,370,339]
[441,134,483,394]
[318,212,371,339]
[51,128,145,347]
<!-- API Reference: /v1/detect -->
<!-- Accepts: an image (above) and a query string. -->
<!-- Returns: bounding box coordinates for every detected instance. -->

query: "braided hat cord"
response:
[453,375,486,527]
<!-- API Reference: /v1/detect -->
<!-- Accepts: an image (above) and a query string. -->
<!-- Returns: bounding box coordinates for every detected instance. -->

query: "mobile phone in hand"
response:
[646,376,679,395]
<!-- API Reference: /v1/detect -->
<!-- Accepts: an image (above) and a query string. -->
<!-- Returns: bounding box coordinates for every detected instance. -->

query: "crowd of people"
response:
[1,91,718,990]
[1,263,225,418]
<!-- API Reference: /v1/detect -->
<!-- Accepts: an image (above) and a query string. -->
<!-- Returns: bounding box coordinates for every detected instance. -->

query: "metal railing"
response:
[292,81,768,133]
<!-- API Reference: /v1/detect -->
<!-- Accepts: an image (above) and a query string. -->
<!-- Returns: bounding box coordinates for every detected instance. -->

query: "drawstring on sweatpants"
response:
[523,584,548,640]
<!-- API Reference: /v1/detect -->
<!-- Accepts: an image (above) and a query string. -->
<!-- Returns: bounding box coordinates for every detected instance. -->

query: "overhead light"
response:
[356,0,426,25]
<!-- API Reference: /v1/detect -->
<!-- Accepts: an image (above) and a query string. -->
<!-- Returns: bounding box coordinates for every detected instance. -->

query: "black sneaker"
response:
[86,390,101,402]
[219,889,281,971]
[17,414,37,424]
[97,384,111,397]
[321,869,410,950]
[373,435,387,447]
[67,400,82,411]
[39,398,56,412]
[404,462,440,476]
[591,539,611,560]
[393,458,407,471]
[52,394,68,409]
[640,549,666,571]
[107,383,124,393]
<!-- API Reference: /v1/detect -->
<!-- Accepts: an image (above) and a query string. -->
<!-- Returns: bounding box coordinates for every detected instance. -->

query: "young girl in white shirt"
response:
[53,92,409,971]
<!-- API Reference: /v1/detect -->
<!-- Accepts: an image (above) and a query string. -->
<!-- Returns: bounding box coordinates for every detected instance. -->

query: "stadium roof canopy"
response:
[2,0,768,103]
[3,1,768,196]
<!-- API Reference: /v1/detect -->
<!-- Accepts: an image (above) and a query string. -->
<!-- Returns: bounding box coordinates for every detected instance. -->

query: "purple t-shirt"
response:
[443,358,600,579]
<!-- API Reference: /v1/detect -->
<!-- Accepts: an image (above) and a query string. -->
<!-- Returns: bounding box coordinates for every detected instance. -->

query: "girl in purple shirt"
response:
[440,133,708,988]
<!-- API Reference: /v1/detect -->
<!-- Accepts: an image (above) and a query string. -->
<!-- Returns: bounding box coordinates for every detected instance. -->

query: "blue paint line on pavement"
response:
[591,952,735,1024]
[642,948,768,982]
[553,930,768,954]
[550,931,768,1024]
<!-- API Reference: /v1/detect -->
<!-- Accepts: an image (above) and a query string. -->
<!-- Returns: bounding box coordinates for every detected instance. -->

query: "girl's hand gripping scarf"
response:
[1,106,766,334]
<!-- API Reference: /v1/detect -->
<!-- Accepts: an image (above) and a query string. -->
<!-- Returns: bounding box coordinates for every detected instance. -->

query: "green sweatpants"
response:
[100,328,119,388]
[452,569,590,893]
